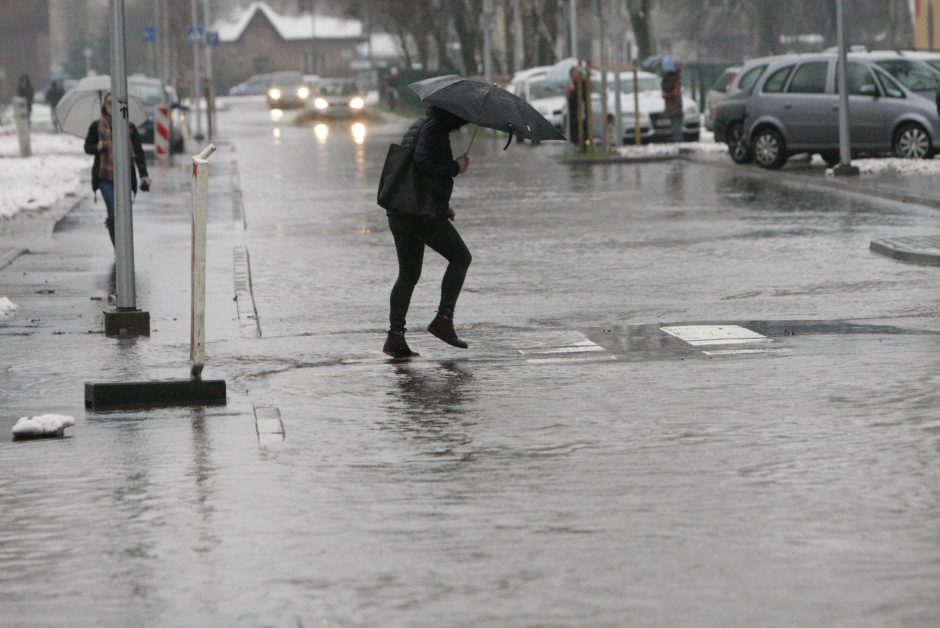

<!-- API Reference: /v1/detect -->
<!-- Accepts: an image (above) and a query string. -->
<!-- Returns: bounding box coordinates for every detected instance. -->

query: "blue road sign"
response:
[187,26,204,43]
[142,26,156,42]
[206,31,220,46]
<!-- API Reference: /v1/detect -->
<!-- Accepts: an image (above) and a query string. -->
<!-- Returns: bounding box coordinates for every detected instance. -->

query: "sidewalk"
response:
[0,148,242,427]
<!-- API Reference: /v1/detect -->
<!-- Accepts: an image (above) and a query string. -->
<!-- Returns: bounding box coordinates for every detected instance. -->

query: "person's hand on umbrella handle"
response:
[456,155,469,174]
[448,206,456,221]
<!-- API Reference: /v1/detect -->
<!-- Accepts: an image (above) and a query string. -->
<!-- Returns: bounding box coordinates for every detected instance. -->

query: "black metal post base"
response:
[104,309,150,337]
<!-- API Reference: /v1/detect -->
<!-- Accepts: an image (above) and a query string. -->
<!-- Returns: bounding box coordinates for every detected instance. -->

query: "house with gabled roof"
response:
[210,1,367,91]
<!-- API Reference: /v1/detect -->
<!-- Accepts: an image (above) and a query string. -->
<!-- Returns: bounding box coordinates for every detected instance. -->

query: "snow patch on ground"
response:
[11,414,75,439]
[824,156,940,177]
[0,296,16,317]
[0,133,87,219]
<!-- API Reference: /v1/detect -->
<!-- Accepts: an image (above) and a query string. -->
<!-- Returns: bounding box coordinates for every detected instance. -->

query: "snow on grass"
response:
[0,133,87,219]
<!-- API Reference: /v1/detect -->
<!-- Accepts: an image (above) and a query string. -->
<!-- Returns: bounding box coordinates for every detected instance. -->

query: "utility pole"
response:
[598,0,610,154]
[106,0,149,335]
[202,0,214,141]
[511,0,524,73]
[834,0,858,176]
[191,0,204,141]
[570,0,579,60]
[482,0,495,83]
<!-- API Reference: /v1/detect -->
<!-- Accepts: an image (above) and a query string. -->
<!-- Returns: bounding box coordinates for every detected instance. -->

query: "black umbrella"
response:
[409,74,566,152]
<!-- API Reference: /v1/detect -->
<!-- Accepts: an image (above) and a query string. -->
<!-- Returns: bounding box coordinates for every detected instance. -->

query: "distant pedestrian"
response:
[660,65,684,144]
[565,66,589,151]
[384,68,400,112]
[16,74,34,126]
[383,105,472,359]
[45,80,65,132]
[83,92,151,247]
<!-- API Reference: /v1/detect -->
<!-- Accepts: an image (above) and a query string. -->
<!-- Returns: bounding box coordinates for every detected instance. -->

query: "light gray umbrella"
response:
[55,75,147,138]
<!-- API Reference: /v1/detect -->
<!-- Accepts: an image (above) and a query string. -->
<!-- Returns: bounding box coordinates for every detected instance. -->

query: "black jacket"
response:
[395,113,462,220]
[83,120,149,195]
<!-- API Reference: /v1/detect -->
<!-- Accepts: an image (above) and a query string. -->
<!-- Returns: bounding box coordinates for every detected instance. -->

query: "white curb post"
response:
[12,97,30,157]
[190,143,216,380]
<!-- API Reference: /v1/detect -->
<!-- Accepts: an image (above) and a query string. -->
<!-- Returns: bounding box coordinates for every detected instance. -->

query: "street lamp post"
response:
[834,0,859,176]
[106,0,149,335]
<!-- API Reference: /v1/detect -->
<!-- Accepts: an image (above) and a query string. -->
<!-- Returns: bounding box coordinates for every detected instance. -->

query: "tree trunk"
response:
[628,0,654,60]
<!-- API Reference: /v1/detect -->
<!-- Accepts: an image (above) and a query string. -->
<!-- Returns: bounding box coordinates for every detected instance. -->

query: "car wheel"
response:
[893,122,932,159]
[820,151,841,167]
[727,123,753,164]
[753,127,788,169]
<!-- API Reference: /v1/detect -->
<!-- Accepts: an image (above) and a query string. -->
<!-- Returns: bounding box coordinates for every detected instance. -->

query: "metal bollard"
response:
[12,97,30,157]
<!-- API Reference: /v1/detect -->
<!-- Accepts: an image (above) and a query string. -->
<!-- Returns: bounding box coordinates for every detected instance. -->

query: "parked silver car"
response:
[737,52,940,169]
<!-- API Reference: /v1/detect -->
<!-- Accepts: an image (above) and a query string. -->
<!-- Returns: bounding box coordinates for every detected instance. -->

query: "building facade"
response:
[211,2,366,91]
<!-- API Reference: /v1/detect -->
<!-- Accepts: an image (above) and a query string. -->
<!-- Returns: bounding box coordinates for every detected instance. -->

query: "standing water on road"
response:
[1,97,939,627]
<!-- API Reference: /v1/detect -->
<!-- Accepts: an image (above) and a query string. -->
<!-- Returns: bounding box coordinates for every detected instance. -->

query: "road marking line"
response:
[506,331,604,355]
[661,325,771,346]
[526,355,617,365]
[702,348,792,356]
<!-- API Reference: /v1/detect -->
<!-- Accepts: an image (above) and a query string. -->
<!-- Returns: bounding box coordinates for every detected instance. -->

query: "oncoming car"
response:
[266,71,310,109]
[307,79,364,117]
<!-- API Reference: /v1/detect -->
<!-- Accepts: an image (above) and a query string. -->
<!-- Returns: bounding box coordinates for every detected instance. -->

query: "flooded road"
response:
[2,98,940,627]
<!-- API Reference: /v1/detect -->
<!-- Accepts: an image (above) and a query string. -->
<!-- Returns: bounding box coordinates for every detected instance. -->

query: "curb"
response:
[870,236,940,266]
[0,247,28,270]
[681,153,940,211]
[556,153,678,165]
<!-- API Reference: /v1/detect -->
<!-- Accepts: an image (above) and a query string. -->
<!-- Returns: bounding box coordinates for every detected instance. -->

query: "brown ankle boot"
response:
[383,330,419,358]
[427,313,468,348]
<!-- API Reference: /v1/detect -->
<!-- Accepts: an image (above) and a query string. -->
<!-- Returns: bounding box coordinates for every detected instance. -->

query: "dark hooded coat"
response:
[391,106,465,221]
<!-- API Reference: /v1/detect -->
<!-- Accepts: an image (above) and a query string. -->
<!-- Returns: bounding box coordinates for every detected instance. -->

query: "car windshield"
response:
[876,60,940,92]
[710,70,737,93]
[317,82,357,96]
[270,72,303,86]
[528,79,566,99]
[128,82,164,106]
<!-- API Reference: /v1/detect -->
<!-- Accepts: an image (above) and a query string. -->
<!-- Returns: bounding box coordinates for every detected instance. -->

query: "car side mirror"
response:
[859,84,878,97]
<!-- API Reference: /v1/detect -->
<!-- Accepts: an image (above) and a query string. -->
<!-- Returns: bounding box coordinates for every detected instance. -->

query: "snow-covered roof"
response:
[214,1,363,43]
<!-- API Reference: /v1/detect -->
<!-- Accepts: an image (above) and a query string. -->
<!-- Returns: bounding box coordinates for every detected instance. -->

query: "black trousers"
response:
[388,214,472,332]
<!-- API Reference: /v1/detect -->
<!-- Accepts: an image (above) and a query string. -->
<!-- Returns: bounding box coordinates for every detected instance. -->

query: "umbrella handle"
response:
[462,124,480,158]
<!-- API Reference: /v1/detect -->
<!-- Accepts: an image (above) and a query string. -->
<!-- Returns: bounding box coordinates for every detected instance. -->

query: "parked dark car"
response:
[128,74,186,154]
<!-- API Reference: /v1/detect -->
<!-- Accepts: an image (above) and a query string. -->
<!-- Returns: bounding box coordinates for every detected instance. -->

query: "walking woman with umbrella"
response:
[381,104,472,359]
[83,91,151,246]
[378,75,565,358]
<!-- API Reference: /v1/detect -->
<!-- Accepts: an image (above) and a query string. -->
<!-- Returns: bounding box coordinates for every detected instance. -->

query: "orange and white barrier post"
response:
[155,103,170,159]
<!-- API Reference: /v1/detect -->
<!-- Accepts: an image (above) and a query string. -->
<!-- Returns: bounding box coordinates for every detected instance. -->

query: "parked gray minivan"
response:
[733,52,940,169]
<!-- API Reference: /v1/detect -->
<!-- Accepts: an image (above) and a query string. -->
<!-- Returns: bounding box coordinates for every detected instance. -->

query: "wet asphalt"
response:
[1,99,940,627]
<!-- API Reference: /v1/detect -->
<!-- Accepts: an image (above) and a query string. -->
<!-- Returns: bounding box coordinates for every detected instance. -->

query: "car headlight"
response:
[297,86,310,99]
[268,88,281,100]
[314,98,328,110]
[685,105,698,115]
[349,96,364,110]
